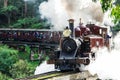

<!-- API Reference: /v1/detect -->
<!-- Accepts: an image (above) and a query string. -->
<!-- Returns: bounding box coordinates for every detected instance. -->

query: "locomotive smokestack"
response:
[68,19,74,37]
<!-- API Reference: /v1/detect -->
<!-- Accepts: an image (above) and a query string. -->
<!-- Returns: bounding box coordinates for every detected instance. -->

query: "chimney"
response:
[68,19,74,37]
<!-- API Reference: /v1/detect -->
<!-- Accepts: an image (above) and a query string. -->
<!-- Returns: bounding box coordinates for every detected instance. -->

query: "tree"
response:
[10,60,34,79]
[100,0,113,12]
[0,72,12,80]
[24,1,28,17]
[111,5,120,24]
[0,5,18,24]
[12,17,49,29]
[0,45,18,76]
[0,0,49,28]
[100,0,120,31]
[0,0,4,8]
[4,0,8,7]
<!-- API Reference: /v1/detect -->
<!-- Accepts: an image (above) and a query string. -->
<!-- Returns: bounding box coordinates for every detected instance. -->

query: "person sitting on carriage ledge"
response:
[63,26,71,38]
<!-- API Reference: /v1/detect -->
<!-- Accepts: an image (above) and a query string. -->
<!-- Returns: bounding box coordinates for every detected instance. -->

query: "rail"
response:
[15,71,78,80]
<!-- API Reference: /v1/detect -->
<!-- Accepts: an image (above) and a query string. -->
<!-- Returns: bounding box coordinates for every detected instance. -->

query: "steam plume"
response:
[87,32,120,79]
[39,0,103,30]
[34,61,55,75]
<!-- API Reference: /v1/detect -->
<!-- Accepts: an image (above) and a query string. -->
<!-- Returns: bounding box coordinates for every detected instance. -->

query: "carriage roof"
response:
[0,28,62,32]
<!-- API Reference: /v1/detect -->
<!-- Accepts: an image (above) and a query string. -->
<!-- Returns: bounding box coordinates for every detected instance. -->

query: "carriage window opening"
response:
[99,29,102,34]
[96,41,99,47]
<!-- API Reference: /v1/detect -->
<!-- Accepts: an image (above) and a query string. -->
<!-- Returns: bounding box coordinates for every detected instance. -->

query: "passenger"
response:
[39,33,43,39]
[18,32,20,36]
[13,32,17,40]
[34,32,38,38]
[36,32,39,38]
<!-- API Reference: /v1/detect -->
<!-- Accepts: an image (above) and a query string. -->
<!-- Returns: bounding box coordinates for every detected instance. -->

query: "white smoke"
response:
[39,0,69,30]
[103,10,114,26]
[87,32,120,80]
[34,61,55,75]
[39,0,103,30]
[37,1,120,79]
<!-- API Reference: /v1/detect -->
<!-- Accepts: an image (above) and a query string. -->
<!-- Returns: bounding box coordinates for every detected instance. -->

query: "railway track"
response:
[15,71,78,80]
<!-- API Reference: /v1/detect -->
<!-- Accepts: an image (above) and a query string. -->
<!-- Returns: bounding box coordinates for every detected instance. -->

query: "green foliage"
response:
[18,45,31,61]
[8,0,24,8]
[100,0,112,12]
[111,5,120,23]
[0,0,49,28]
[0,44,39,79]
[0,5,18,14]
[10,60,34,79]
[0,5,18,24]
[113,26,120,31]
[31,23,44,29]
[16,45,39,79]
[12,17,36,28]
[0,45,18,75]
[114,0,120,5]
[113,22,120,31]
[100,0,120,31]
[0,72,13,80]
[25,45,31,54]
[12,17,48,29]
[33,53,39,59]
[100,0,120,23]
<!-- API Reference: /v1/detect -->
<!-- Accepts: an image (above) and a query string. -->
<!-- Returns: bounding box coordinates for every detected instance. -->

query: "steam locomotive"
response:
[47,19,110,71]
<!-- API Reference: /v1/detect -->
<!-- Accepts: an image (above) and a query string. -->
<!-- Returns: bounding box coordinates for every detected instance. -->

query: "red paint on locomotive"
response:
[75,21,109,49]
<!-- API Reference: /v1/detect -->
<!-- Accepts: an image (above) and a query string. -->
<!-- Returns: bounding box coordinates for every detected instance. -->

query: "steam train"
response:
[0,19,110,71]
[47,19,110,71]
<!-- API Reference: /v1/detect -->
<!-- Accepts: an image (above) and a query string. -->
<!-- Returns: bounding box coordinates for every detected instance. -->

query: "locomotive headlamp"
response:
[63,29,71,37]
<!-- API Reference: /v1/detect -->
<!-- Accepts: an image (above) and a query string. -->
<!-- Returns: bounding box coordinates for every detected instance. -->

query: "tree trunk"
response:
[8,16,10,25]
[24,2,27,17]
[7,14,11,25]
[4,0,8,7]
